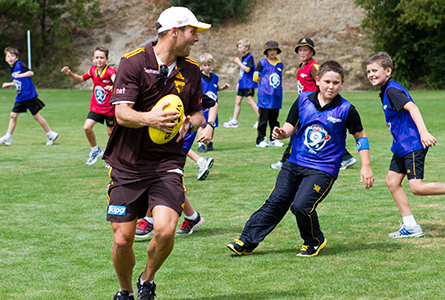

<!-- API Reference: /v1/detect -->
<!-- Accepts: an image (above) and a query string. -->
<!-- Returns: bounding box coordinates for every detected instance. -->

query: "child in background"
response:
[61,46,116,166]
[1,47,59,146]
[223,39,259,128]
[253,41,284,148]
[198,53,229,152]
[366,51,445,238]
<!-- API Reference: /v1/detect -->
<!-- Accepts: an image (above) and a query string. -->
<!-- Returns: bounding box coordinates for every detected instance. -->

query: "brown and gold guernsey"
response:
[103,42,203,174]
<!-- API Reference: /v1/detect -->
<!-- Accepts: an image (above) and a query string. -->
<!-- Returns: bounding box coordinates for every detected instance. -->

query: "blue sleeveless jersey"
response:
[383,81,423,157]
[238,53,257,89]
[11,61,38,102]
[256,57,283,109]
[288,92,352,178]
[201,72,219,126]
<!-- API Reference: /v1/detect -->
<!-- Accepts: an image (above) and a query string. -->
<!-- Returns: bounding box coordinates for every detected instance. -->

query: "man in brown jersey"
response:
[103,7,211,300]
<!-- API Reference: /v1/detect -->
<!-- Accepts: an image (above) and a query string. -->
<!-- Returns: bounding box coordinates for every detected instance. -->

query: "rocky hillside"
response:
[73,0,370,91]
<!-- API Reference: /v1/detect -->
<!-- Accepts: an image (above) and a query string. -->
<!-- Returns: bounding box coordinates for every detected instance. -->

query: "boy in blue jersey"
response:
[223,39,259,128]
[253,41,284,148]
[366,52,445,238]
[1,47,58,146]
[228,61,374,257]
[197,53,229,152]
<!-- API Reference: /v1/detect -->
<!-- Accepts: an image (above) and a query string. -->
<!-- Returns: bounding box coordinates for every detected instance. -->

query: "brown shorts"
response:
[106,167,185,222]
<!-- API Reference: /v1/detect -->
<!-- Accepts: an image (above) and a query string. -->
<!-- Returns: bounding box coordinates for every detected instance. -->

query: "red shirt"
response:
[82,64,117,116]
[296,59,319,94]
[104,42,203,174]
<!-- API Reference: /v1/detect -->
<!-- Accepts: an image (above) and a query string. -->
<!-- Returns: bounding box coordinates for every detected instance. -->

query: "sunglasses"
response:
[156,64,168,90]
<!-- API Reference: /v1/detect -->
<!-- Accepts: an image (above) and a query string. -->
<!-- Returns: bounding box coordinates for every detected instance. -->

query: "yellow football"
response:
[148,94,184,144]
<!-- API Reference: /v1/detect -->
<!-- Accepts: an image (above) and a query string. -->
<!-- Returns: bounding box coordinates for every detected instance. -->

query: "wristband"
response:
[356,137,370,152]
[187,122,195,135]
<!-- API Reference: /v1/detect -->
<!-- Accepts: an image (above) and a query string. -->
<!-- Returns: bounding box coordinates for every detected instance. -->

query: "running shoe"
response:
[176,213,204,234]
[227,239,253,256]
[269,139,284,147]
[86,148,104,165]
[46,131,59,145]
[388,222,423,238]
[197,157,214,180]
[0,135,12,146]
[340,157,357,170]
[296,238,327,257]
[135,218,154,238]
[270,161,283,169]
[223,118,239,128]
[114,290,134,300]
[136,274,156,300]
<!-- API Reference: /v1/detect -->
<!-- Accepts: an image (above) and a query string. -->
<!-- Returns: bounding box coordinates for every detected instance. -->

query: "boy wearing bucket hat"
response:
[253,41,284,148]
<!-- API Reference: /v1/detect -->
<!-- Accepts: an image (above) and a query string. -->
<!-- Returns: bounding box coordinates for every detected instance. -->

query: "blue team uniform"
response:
[255,57,283,109]
[10,61,38,102]
[382,80,423,157]
[201,72,219,126]
[238,53,257,89]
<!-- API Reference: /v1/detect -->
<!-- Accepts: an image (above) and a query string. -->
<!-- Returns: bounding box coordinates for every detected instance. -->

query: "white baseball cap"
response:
[156,6,211,34]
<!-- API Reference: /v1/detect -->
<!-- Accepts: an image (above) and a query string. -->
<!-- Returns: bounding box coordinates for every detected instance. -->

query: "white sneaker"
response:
[223,119,239,128]
[86,148,104,165]
[340,157,357,170]
[197,157,214,180]
[46,131,59,145]
[388,222,423,238]
[270,161,283,169]
[252,121,258,128]
[0,135,12,146]
[256,138,269,148]
[269,139,284,147]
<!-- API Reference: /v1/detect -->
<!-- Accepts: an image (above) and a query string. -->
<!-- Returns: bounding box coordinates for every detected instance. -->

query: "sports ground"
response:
[1,88,444,299]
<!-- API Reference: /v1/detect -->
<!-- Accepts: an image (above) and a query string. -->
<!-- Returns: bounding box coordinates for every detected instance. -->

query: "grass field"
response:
[0,88,444,299]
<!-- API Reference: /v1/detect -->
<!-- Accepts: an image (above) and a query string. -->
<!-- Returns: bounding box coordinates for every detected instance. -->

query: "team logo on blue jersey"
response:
[239,68,244,80]
[14,80,22,94]
[205,91,218,101]
[269,73,280,89]
[95,85,106,104]
[304,125,331,153]
[107,205,126,216]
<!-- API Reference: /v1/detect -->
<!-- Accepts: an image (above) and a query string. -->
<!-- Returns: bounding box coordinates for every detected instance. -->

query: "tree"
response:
[355,0,445,88]
[0,0,101,87]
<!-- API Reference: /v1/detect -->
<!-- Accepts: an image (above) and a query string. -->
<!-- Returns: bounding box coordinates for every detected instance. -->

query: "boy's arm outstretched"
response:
[352,130,374,190]
[403,101,436,148]
[61,66,84,83]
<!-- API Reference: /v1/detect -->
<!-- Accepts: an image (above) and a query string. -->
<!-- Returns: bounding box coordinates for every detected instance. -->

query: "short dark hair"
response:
[318,60,345,81]
[4,47,19,58]
[366,51,393,70]
[93,46,109,58]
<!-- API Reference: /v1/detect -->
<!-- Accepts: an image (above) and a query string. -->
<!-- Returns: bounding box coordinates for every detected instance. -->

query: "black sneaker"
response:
[135,219,154,238]
[136,274,156,300]
[176,213,204,234]
[197,144,207,153]
[114,290,134,300]
[296,238,327,257]
[227,239,253,256]
[206,142,214,151]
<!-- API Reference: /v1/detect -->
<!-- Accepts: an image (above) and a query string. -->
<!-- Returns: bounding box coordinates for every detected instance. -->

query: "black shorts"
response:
[87,111,116,127]
[389,148,428,180]
[106,167,185,222]
[237,88,255,97]
[12,97,45,115]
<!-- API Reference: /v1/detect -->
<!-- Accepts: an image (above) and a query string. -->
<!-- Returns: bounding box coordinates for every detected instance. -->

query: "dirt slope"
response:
[73,0,370,91]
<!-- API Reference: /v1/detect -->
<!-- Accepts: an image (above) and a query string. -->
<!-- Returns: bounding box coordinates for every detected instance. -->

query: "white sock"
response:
[46,130,53,138]
[91,145,99,152]
[144,217,153,223]
[185,210,198,221]
[139,277,154,285]
[233,118,238,123]
[5,133,12,139]
[403,215,417,227]
[197,157,204,165]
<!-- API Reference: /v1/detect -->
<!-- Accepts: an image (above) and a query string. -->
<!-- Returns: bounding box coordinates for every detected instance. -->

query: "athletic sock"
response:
[403,215,417,227]
[185,210,198,221]
[5,133,12,139]
[46,130,53,138]
[144,217,153,223]
[197,157,204,165]
[91,145,99,152]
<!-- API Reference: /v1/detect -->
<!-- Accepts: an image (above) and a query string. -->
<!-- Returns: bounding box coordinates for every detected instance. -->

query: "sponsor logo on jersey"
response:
[269,72,281,89]
[114,87,126,95]
[14,80,22,94]
[107,205,126,215]
[95,85,106,104]
[301,73,308,78]
[205,91,218,101]
[327,116,342,123]
[304,124,331,153]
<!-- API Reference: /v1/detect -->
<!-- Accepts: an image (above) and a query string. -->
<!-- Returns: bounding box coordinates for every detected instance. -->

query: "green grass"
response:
[0,88,444,299]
